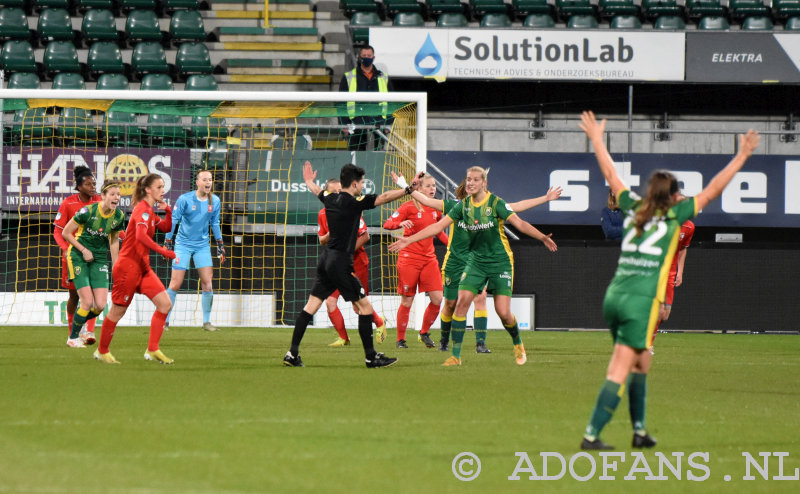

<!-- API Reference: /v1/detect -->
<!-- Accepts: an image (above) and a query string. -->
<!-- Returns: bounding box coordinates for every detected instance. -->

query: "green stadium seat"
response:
[472,0,511,18]
[96,72,130,89]
[175,41,213,76]
[556,0,597,21]
[349,11,381,44]
[119,0,157,14]
[104,110,141,146]
[8,71,40,88]
[393,11,425,25]
[76,0,115,13]
[147,113,186,147]
[185,73,217,90]
[641,0,683,21]
[730,0,770,19]
[43,40,82,77]
[0,39,37,72]
[37,8,76,42]
[437,11,468,25]
[384,0,423,17]
[741,14,773,28]
[169,9,206,45]
[126,9,164,45]
[140,72,173,90]
[163,0,200,12]
[427,0,465,15]
[87,41,126,78]
[786,15,800,28]
[131,41,170,76]
[513,0,553,18]
[654,14,686,28]
[190,115,227,146]
[523,12,555,26]
[599,0,639,20]
[773,0,800,20]
[340,0,382,18]
[480,12,512,26]
[12,107,53,145]
[697,14,729,28]
[0,7,32,41]
[32,0,70,14]
[567,13,599,26]
[81,8,120,45]
[685,0,726,20]
[0,0,29,12]
[610,13,642,27]
[51,71,84,89]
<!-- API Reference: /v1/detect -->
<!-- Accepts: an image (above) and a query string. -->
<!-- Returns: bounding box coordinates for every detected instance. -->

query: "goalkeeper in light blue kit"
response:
[164,169,226,331]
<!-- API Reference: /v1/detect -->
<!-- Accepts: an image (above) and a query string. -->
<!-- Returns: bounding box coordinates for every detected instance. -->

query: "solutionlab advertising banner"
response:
[369,28,685,81]
[431,151,800,227]
[1,148,192,211]
[686,32,800,83]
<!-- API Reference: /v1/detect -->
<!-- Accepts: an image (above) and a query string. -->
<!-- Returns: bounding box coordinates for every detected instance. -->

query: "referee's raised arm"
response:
[303,161,323,197]
[374,171,424,206]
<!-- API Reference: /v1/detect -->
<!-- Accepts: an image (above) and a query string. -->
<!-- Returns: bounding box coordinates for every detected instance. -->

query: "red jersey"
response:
[318,208,369,269]
[118,200,172,272]
[383,200,448,261]
[53,193,101,250]
[668,220,695,277]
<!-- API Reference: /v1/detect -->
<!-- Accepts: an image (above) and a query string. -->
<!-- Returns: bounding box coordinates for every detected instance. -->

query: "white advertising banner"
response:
[369,28,685,81]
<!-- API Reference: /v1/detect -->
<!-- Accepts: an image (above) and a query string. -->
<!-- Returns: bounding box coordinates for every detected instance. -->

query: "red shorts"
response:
[111,262,166,307]
[61,254,75,290]
[328,262,369,299]
[397,256,442,296]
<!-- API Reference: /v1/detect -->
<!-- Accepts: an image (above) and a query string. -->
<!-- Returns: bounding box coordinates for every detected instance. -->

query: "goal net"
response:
[0,89,427,333]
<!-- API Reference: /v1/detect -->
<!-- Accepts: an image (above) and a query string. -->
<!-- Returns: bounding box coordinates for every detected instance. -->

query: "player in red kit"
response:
[651,196,696,352]
[94,174,176,364]
[383,174,449,348]
[53,166,101,344]
[318,179,386,346]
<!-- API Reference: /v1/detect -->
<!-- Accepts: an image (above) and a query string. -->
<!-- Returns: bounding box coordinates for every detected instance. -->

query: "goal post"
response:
[0,89,427,331]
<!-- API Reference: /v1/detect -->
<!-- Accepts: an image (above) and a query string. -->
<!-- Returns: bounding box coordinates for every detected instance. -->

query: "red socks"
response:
[397,305,411,341]
[421,303,441,334]
[372,310,384,328]
[329,308,347,340]
[148,310,168,351]
[98,317,118,354]
[86,317,96,333]
[67,310,74,336]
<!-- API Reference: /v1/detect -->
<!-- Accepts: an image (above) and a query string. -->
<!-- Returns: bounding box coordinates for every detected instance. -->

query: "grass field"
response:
[2,326,799,494]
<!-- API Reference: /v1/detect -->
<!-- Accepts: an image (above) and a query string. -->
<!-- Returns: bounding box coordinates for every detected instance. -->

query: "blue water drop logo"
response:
[414,34,443,76]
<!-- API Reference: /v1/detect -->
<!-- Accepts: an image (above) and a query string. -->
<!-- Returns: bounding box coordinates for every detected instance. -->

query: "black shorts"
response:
[310,248,366,303]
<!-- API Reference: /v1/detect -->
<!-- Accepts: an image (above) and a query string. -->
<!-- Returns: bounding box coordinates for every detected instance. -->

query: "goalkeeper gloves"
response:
[216,240,226,264]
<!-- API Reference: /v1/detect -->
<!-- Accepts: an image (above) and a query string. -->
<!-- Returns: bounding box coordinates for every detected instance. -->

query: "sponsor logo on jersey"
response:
[75,266,81,275]
[174,257,180,265]
[417,212,422,219]
[392,212,399,218]
[192,205,197,211]
[485,207,492,216]
[208,204,213,213]
[460,272,467,281]
[445,276,451,285]
[142,213,150,221]
[55,212,62,220]
[505,204,514,211]
[124,295,130,302]
[79,207,88,215]
[99,265,108,273]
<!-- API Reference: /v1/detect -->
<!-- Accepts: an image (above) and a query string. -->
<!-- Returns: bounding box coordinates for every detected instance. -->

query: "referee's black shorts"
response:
[310,248,366,303]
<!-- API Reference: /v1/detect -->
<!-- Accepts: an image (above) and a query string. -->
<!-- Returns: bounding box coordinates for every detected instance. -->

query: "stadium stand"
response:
[0,39,38,73]
[169,8,208,44]
[7,70,40,88]
[76,0,116,14]
[741,14,774,28]
[428,0,466,16]
[610,13,641,27]
[556,0,598,21]
[96,72,130,89]
[81,8,121,46]
[480,11,513,26]
[176,41,216,78]
[0,7,32,42]
[384,0,425,18]
[87,41,127,80]
[125,9,166,46]
[567,12,599,26]
[37,8,77,42]
[641,0,683,21]
[523,12,556,25]
[43,40,82,78]
[686,0,727,21]
[349,10,381,43]
[437,11,469,25]
[654,13,686,28]
[513,0,554,19]
[131,41,172,78]
[140,72,174,89]
[697,14,729,28]
[392,11,425,25]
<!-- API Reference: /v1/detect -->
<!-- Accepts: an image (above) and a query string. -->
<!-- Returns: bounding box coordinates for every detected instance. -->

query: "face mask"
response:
[360,57,374,68]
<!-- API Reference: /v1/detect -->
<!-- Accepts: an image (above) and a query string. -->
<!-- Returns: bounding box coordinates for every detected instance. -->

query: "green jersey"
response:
[441,199,471,269]
[68,203,125,261]
[446,192,516,267]
[608,190,698,301]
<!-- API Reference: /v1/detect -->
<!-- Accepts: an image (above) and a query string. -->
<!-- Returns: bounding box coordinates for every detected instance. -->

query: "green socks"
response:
[70,307,90,339]
[628,372,648,434]
[474,310,487,344]
[451,316,466,359]
[503,317,522,346]
[585,379,625,439]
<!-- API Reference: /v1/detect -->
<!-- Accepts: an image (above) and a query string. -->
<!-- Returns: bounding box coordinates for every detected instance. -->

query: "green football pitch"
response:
[2,327,799,494]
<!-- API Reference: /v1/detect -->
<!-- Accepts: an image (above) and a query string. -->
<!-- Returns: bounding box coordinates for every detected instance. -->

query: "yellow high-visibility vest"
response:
[345,68,388,119]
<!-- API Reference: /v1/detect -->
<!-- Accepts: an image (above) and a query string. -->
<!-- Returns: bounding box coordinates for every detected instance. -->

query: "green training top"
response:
[446,192,516,267]
[68,203,125,261]
[608,189,698,301]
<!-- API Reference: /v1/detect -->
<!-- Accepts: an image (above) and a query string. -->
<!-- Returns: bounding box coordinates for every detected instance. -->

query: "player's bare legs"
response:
[494,294,526,365]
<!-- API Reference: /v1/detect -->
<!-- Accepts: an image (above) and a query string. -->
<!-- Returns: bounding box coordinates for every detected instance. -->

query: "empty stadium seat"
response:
[774,0,800,20]
[393,11,425,25]
[51,71,84,89]
[513,0,553,18]
[12,107,53,145]
[786,16,800,29]
[76,0,115,13]
[43,40,82,77]
[119,0,156,14]
[599,0,639,19]
[8,71,40,88]
[163,0,200,12]
[685,0,726,20]
[175,42,213,76]
[87,41,126,78]
[140,72,173,90]
[556,0,597,21]
[567,13,599,26]
[437,11,468,25]
[610,13,642,27]
[480,12,512,26]
[169,9,206,44]
[53,72,96,144]
[104,110,141,146]
[384,0,423,16]
[185,73,218,90]
[0,39,37,72]
[641,0,683,21]
[340,0,382,18]
[349,11,381,44]
[81,8,120,45]
[37,8,76,42]
[428,0,466,15]
[126,9,164,45]
[472,0,511,17]
[131,41,170,76]
[741,14,773,28]
[96,72,130,89]
[147,113,186,147]
[523,12,555,26]
[0,0,28,12]
[729,0,770,19]
[697,14,729,28]
[654,14,686,28]
[0,7,32,41]
[32,0,70,13]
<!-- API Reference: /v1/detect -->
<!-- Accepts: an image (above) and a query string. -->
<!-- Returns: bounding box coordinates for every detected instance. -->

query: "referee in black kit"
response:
[283,161,423,368]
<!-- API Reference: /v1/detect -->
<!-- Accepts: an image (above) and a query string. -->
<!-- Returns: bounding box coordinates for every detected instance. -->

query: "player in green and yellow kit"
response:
[578,111,760,450]
[61,181,125,348]
[390,166,558,366]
